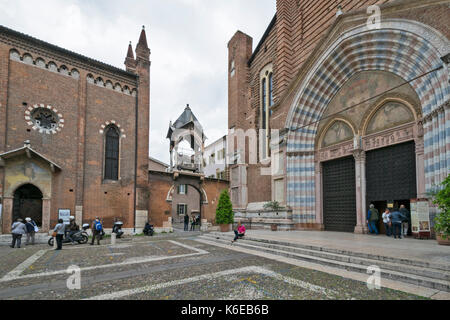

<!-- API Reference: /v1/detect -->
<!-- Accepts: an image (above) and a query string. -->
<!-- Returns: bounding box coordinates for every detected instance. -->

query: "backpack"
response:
[95,221,103,231]
[371,209,379,221]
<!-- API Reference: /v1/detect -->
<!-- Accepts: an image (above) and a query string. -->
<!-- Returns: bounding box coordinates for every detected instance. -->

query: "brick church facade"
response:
[228,0,449,232]
[0,25,151,233]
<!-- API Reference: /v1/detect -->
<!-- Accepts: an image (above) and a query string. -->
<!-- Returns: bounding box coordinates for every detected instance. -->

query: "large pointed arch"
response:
[284,19,449,224]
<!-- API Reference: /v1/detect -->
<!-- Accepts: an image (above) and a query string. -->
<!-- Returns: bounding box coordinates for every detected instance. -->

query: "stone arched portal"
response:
[284,19,449,232]
[148,170,229,231]
[13,184,43,227]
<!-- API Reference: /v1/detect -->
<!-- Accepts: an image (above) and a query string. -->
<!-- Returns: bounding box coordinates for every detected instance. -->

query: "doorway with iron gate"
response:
[13,184,43,227]
[366,141,417,234]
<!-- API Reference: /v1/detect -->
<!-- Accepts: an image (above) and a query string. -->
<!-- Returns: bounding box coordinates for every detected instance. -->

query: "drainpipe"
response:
[133,84,139,234]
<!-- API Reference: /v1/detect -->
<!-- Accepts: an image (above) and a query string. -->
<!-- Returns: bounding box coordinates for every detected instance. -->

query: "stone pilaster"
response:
[415,120,426,199]
[314,162,324,227]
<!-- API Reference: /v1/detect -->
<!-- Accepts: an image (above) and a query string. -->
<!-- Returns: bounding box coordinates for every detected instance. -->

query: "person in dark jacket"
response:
[367,204,379,235]
[390,208,406,239]
[67,216,79,245]
[183,213,189,231]
[399,205,410,237]
[25,217,37,245]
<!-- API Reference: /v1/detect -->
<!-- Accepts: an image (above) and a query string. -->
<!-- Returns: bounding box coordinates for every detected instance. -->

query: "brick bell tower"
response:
[125,26,151,231]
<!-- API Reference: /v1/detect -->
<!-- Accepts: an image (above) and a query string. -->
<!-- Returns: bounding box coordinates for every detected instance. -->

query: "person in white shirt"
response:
[382,208,392,237]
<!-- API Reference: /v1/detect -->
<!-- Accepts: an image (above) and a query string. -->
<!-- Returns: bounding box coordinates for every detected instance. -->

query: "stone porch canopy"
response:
[0,142,62,173]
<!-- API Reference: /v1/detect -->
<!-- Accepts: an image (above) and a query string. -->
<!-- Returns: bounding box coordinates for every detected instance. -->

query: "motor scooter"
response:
[48,224,89,246]
[113,221,124,238]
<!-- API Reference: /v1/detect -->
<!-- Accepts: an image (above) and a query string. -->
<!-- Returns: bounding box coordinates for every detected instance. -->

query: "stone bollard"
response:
[53,235,57,249]
[111,232,116,245]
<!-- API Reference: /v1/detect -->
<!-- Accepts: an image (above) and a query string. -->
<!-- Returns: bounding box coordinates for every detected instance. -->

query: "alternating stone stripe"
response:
[285,22,449,223]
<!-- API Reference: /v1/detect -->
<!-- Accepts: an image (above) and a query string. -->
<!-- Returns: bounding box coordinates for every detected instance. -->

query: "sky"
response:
[0,0,276,164]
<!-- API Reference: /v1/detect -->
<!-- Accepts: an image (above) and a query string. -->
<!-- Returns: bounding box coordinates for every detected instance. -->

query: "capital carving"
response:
[352,149,366,162]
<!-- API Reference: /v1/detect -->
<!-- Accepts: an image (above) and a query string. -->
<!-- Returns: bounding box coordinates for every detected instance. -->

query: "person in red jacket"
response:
[231,221,246,243]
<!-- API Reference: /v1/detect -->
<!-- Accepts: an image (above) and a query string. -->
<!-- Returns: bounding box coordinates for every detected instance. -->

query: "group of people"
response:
[10,217,38,248]
[10,216,104,250]
[367,204,410,239]
[183,213,201,231]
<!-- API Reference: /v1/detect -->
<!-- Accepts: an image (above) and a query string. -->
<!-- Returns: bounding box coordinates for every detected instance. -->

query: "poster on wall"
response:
[410,199,431,238]
[58,209,71,225]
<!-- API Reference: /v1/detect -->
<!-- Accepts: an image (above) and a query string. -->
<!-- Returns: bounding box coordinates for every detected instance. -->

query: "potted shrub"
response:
[432,175,450,245]
[216,190,234,232]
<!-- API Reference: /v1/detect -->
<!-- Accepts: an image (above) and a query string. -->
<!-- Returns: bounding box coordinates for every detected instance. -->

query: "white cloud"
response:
[0,0,275,164]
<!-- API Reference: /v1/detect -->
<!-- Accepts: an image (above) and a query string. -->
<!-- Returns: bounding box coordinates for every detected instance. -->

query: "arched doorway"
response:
[13,184,43,227]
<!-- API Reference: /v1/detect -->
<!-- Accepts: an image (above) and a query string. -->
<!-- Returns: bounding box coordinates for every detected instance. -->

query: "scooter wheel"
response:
[48,238,54,247]
[78,235,88,244]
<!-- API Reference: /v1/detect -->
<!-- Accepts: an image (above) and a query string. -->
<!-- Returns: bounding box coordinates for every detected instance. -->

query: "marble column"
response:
[353,150,368,234]
[415,127,426,199]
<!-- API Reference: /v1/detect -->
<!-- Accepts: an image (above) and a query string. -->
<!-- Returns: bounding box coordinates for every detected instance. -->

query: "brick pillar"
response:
[353,150,368,234]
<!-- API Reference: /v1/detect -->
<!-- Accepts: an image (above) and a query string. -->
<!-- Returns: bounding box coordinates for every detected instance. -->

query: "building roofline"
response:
[248,14,277,67]
[149,156,169,168]
[0,25,138,80]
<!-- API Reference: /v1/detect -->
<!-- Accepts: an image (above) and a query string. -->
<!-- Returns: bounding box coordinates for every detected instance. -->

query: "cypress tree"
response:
[216,189,234,225]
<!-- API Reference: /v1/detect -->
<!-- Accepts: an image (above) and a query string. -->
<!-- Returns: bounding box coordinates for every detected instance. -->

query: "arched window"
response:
[104,126,120,180]
[260,65,273,160]
[261,77,268,159]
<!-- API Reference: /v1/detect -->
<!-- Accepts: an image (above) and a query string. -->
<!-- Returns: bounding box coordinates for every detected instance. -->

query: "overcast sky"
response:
[0,0,275,164]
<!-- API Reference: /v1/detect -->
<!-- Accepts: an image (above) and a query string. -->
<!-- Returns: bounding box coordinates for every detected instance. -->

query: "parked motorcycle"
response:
[48,224,89,246]
[113,221,124,238]
[143,222,154,236]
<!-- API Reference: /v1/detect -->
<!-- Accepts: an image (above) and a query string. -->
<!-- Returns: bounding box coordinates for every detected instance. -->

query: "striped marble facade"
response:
[285,20,450,224]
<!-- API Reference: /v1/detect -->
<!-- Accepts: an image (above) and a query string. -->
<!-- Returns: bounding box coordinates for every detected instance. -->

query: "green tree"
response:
[216,190,234,225]
[433,174,450,239]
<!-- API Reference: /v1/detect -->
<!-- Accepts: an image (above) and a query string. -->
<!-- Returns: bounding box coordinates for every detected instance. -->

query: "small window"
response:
[230,60,235,77]
[104,126,120,180]
[177,204,188,215]
[178,185,188,195]
[269,73,273,107]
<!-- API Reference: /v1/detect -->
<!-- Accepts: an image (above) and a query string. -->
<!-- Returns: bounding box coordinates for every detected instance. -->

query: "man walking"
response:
[399,205,410,237]
[367,204,379,235]
[184,213,189,231]
[91,217,102,246]
[25,217,37,245]
[11,218,27,248]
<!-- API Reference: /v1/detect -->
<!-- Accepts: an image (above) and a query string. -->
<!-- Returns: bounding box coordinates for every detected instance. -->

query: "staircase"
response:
[199,232,450,292]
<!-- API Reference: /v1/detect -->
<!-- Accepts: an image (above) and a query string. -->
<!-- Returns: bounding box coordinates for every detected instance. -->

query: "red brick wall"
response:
[0,29,149,230]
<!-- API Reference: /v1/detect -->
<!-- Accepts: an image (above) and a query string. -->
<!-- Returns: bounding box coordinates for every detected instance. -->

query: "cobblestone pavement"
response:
[0,233,428,300]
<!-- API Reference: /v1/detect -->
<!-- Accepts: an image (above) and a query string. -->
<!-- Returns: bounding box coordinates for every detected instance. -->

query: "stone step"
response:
[201,235,450,292]
[208,232,450,272]
[202,234,450,283]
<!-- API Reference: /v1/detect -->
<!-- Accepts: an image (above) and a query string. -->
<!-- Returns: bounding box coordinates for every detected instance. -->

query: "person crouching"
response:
[231,221,246,244]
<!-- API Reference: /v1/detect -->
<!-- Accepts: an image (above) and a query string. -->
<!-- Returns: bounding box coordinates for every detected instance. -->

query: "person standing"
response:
[53,219,65,250]
[11,218,27,248]
[382,209,392,237]
[367,204,379,235]
[390,208,406,239]
[67,216,79,245]
[190,214,195,231]
[184,213,189,231]
[25,218,37,245]
[91,217,102,246]
[399,205,410,237]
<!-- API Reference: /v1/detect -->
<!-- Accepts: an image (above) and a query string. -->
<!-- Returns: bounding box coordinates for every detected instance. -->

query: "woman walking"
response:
[53,219,66,250]
[11,218,27,248]
[382,209,392,237]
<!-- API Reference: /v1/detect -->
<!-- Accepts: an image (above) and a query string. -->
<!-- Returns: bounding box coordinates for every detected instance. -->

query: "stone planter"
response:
[220,224,232,233]
[436,233,450,246]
